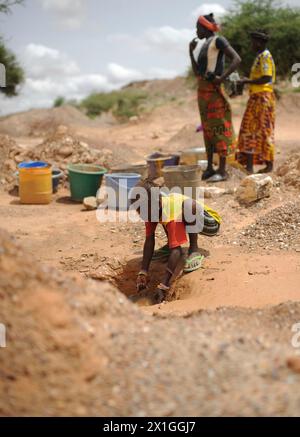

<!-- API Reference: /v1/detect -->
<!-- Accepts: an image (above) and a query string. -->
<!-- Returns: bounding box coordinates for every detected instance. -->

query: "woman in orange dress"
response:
[237,30,276,174]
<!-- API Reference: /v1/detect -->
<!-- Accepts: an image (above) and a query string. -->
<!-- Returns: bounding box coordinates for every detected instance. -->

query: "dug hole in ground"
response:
[1,79,300,416]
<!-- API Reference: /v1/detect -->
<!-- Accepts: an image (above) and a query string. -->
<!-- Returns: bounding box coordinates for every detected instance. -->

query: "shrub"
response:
[81,89,148,120]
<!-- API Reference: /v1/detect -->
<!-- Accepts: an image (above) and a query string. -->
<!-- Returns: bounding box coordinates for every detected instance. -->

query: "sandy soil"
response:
[1,228,300,417]
[1,79,300,416]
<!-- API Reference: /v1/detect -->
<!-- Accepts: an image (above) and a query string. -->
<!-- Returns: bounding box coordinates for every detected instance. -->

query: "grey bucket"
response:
[111,163,148,179]
[162,165,202,200]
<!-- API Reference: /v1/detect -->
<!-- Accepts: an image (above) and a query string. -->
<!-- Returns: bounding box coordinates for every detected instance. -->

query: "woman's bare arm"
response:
[214,45,241,84]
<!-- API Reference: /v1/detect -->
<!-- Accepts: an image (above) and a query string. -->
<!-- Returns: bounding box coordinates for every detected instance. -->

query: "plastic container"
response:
[111,163,148,179]
[15,167,64,194]
[18,161,52,204]
[147,152,180,179]
[105,173,141,210]
[68,164,107,202]
[52,169,64,193]
[164,153,181,167]
[162,165,202,200]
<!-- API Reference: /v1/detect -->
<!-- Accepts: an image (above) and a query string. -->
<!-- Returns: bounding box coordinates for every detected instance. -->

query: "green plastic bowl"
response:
[68,164,107,202]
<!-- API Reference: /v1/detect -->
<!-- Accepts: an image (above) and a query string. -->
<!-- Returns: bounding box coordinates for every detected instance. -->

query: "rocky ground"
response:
[0,78,300,416]
[239,201,300,252]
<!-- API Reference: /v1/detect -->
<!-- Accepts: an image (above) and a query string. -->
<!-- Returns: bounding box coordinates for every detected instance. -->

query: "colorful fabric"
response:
[198,16,220,32]
[249,49,276,94]
[160,193,221,225]
[145,221,188,249]
[237,91,275,164]
[197,77,236,157]
[145,193,221,248]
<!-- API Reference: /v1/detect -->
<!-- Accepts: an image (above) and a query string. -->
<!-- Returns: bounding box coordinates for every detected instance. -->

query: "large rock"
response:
[236,174,273,205]
[83,196,98,210]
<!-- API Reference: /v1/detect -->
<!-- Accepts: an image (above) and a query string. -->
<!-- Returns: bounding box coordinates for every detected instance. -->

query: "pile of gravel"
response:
[0,135,24,189]
[0,127,113,191]
[26,126,113,174]
[276,154,300,189]
[239,201,300,251]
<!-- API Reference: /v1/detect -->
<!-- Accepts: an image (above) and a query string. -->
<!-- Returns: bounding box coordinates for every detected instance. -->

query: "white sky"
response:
[0,0,299,115]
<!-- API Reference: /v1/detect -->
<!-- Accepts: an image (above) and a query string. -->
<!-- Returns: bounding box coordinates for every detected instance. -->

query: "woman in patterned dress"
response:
[237,30,276,174]
[189,13,241,182]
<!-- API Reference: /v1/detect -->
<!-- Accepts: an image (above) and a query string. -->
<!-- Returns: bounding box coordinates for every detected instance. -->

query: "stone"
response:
[236,174,273,205]
[58,145,73,158]
[276,164,290,177]
[287,357,300,374]
[202,187,228,199]
[4,159,16,172]
[96,191,107,206]
[56,125,69,135]
[14,154,25,164]
[83,197,97,211]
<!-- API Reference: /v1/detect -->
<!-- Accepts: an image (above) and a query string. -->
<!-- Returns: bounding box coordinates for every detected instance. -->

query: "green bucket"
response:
[68,164,107,202]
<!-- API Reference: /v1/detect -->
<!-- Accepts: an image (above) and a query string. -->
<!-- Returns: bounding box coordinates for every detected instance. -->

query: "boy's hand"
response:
[136,271,149,292]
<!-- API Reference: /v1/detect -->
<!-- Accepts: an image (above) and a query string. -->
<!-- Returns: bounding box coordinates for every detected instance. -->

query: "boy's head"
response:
[130,178,162,222]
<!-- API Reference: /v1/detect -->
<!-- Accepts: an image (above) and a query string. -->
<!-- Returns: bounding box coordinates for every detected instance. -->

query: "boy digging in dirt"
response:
[131,179,221,303]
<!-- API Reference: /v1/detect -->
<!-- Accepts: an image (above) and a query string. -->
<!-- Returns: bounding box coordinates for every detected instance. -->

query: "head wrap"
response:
[198,15,220,32]
[250,30,269,42]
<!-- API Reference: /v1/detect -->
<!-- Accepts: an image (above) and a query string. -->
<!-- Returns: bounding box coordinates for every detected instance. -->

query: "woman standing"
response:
[237,30,276,174]
[190,13,241,182]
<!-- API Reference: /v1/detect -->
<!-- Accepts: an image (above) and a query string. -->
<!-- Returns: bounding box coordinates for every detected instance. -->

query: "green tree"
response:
[0,0,23,14]
[0,0,24,96]
[222,0,300,77]
[0,41,24,96]
[53,96,66,108]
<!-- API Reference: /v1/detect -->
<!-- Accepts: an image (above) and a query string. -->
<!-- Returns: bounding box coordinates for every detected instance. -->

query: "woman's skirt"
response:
[197,77,236,157]
[237,91,275,165]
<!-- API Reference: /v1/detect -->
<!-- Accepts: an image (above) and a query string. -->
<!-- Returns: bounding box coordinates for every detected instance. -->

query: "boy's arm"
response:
[162,247,182,288]
[137,234,155,292]
[141,234,155,272]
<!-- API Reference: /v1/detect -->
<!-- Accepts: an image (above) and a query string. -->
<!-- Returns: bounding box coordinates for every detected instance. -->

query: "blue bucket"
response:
[105,173,141,210]
[18,161,49,169]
